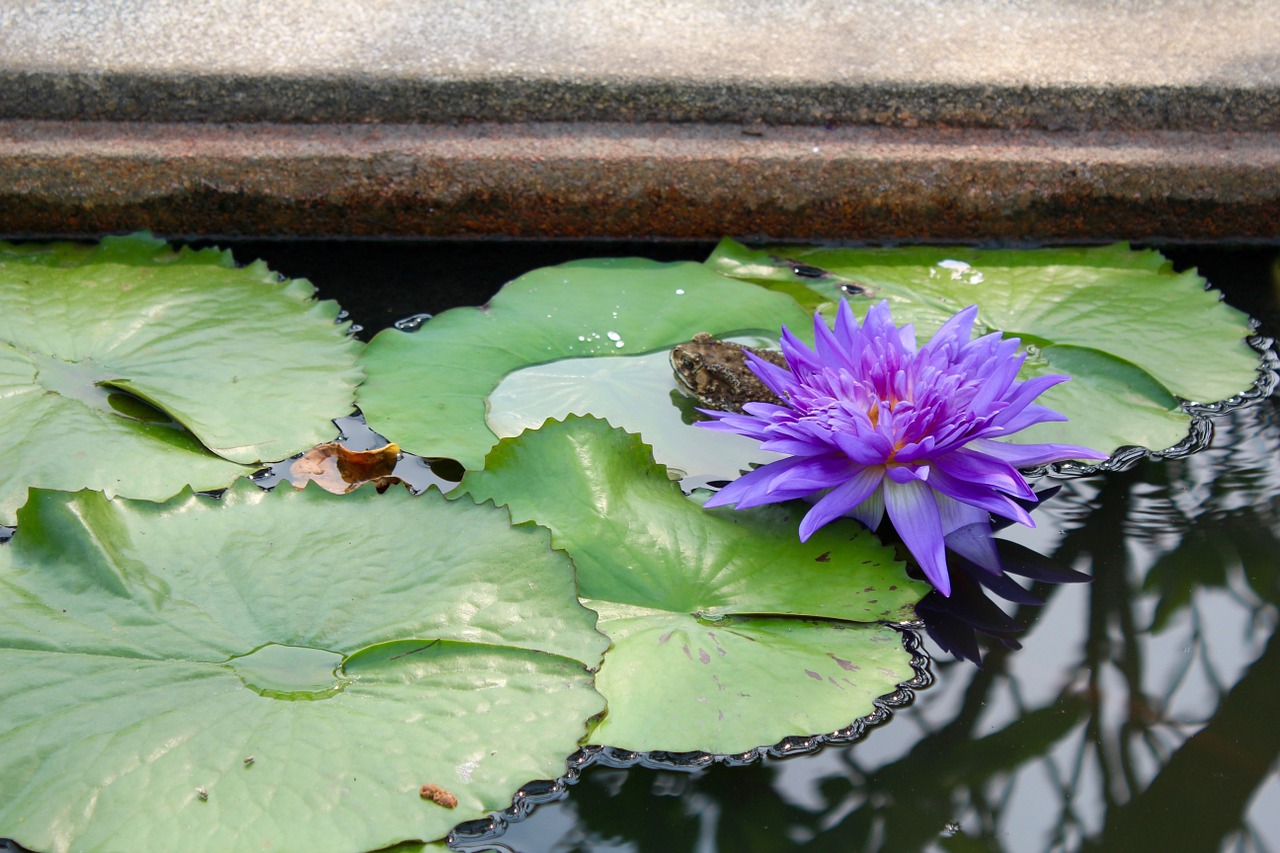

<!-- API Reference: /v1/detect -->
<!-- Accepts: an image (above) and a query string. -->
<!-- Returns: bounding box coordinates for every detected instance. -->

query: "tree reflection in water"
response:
[473,390,1280,853]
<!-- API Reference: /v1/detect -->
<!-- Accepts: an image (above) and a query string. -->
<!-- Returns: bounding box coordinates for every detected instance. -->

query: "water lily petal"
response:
[991,374,1072,426]
[969,347,1026,410]
[695,411,774,442]
[743,352,797,399]
[932,448,1034,498]
[813,308,853,373]
[936,492,991,534]
[849,486,885,530]
[885,464,928,485]
[894,433,939,463]
[797,467,885,541]
[740,401,794,421]
[969,437,1109,467]
[830,429,895,465]
[922,304,978,354]
[927,467,1036,527]
[703,454,855,509]
[758,436,837,457]
[884,478,950,596]
[832,298,864,353]
[987,404,1070,437]
[779,325,822,374]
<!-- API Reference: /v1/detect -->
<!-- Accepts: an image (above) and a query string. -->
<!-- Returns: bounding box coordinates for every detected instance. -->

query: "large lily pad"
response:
[0,233,364,525]
[707,240,1259,457]
[456,416,928,754]
[357,258,811,473]
[0,481,607,853]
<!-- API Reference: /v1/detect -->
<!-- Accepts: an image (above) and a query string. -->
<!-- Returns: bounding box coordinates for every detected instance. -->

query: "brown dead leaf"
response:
[289,442,403,494]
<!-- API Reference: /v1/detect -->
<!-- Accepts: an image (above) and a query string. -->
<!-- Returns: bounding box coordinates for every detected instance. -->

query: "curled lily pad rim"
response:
[446,626,931,848]
[1028,334,1279,479]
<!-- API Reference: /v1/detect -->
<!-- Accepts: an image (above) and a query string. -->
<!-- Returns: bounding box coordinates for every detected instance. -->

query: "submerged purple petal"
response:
[943,519,1002,575]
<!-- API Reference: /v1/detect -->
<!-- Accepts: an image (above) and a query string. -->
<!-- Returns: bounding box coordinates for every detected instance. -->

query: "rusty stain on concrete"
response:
[2,121,1277,241]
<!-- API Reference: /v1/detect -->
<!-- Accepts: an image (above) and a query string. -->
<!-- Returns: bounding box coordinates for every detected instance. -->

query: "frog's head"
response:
[670,341,713,395]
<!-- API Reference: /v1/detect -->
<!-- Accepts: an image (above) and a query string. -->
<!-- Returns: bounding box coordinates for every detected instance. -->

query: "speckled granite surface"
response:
[1,0,1277,239]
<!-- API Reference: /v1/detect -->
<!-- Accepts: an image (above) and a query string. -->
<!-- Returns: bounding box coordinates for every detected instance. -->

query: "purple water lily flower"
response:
[699,300,1108,596]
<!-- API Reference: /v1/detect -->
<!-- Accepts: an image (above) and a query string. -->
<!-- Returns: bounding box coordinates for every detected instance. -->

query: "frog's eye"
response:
[674,351,700,370]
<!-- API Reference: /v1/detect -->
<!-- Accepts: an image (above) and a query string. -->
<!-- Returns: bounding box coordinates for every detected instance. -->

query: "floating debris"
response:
[419,783,458,808]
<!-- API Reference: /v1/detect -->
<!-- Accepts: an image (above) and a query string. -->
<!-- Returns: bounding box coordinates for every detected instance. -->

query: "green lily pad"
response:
[455,416,928,754]
[584,602,917,754]
[357,258,811,473]
[485,343,787,478]
[0,233,364,525]
[0,481,607,853]
[707,240,1259,457]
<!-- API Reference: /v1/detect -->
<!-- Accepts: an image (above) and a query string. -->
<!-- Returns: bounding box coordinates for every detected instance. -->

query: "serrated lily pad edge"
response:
[1029,333,1279,479]
[447,627,931,846]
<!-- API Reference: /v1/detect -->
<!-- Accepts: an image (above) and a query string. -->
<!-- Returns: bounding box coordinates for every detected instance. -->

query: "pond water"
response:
[11,239,1279,853]
[216,239,1280,853]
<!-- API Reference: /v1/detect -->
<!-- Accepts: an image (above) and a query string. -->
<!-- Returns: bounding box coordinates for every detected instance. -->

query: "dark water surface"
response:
[47,239,1280,853]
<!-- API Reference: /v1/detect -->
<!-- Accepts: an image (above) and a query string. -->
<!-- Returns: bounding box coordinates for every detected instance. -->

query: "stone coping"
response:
[4,120,1278,241]
[2,1,1278,239]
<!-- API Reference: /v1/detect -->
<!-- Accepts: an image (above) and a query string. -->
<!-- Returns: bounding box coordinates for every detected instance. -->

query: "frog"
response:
[669,332,789,412]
